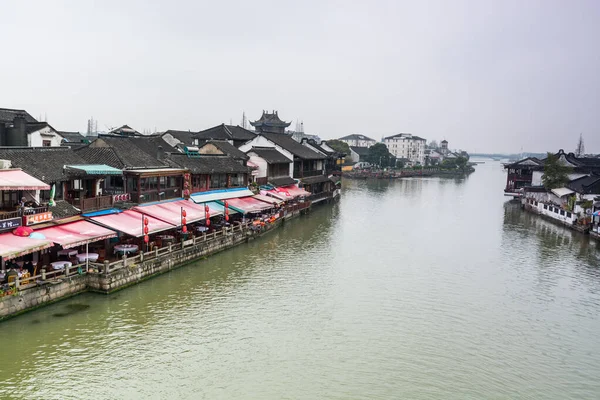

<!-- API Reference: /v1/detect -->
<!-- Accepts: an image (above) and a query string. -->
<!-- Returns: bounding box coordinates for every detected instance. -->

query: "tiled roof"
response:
[25,122,59,134]
[248,147,292,164]
[350,146,370,156]
[302,139,335,156]
[74,147,127,169]
[161,130,196,145]
[50,200,82,219]
[249,111,291,128]
[300,175,331,185]
[81,136,176,169]
[566,175,600,194]
[225,125,257,141]
[384,133,426,141]
[338,134,375,141]
[0,147,88,183]
[167,153,249,174]
[268,176,296,187]
[202,140,249,160]
[194,124,233,141]
[59,131,88,143]
[259,133,325,160]
[0,108,37,124]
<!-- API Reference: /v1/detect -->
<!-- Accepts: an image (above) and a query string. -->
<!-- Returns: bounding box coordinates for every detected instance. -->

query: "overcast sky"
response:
[2,0,599,153]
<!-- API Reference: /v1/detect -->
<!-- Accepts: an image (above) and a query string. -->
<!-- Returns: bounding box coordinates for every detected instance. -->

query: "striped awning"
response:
[65,165,123,175]
[0,169,50,190]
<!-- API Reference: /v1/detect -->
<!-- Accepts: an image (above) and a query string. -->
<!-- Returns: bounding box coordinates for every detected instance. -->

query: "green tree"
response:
[455,156,468,171]
[542,152,571,189]
[326,140,350,155]
[368,143,393,168]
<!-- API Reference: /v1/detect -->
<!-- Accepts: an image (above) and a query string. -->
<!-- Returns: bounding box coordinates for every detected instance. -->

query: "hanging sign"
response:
[24,212,53,226]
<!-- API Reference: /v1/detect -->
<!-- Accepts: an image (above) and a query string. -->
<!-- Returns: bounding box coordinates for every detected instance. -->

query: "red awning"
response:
[89,210,175,237]
[0,233,53,261]
[225,196,275,214]
[133,199,219,226]
[0,169,50,190]
[36,220,117,249]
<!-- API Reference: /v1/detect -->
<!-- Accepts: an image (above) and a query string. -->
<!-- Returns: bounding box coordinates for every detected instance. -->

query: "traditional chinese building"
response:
[249,111,291,134]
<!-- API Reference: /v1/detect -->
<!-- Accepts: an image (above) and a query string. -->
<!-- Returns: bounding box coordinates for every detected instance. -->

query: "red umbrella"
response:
[13,226,33,237]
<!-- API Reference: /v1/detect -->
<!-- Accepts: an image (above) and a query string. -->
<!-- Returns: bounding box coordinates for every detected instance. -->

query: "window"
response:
[543,204,548,210]
[210,174,226,189]
[193,175,208,190]
[126,177,138,193]
[72,180,82,190]
[141,177,158,192]
[229,174,245,187]
[42,140,51,147]
[560,210,565,216]
[567,212,572,218]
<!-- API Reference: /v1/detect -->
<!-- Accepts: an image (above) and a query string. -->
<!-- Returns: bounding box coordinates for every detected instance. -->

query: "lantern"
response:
[144,226,149,235]
[144,217,149,226]
[204,204,209,213]
[182,217,187,225]
[182,209,187,218]
[144,235,149,243]
[182,225,188,233]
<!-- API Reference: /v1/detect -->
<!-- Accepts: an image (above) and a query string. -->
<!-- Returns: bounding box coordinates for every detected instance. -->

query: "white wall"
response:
[28,126,64,147]
[247,154,268,180]
[239,136,295,177]
[340,139,376,148]
[524,197,577,225]
[384,137,426,164]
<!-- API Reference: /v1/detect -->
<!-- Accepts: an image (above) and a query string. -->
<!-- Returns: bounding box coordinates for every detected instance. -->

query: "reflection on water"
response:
[1,161,600,399]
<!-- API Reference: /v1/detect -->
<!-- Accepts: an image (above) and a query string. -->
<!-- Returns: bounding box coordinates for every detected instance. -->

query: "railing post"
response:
[122,254,127,268]
[15,276,20,289]
[140,251,144,262]
[41,268,46,280]
[169,244,172,253]
[104,260,110,276]
[65,264,70,277]
[155,248,159,258]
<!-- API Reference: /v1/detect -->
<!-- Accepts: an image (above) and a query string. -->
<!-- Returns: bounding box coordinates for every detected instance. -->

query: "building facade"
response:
[338,134,376,148]
[383,133,426,165]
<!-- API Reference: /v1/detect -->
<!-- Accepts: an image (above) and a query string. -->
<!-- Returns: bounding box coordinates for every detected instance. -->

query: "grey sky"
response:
[2,0,599,153]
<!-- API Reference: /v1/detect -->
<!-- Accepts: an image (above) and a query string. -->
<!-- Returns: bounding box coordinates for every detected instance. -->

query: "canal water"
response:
[1,161,600,399]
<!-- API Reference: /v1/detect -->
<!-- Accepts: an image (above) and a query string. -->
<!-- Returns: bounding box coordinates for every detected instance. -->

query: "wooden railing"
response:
[80,195,114,212]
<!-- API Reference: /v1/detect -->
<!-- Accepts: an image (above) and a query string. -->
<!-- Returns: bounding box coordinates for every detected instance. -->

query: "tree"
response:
[542,152,571,189]
[326,139,350,155]
[367,143,393,168]
[428,140,439,150]
[455,156,468,171]
[575,133,585,157]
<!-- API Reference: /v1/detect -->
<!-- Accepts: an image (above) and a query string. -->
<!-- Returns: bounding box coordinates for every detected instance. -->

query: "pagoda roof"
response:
[249,110,291,128]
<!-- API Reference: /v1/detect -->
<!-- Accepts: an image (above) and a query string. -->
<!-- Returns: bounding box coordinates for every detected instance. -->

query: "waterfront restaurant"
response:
[0,168,51,232]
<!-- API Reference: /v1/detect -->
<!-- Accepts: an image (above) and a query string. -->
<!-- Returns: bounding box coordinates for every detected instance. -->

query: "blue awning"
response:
[82,208,122,217]
[66,164,123,175]
[190,187,254,204]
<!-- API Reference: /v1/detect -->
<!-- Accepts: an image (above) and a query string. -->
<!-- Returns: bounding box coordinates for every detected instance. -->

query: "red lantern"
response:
[224,200,228,208]
[204,204,209,213]
[144,226,149,235]
[182,217,187,225]
[225,214,229,221]
[182,226,188,233]
[144,235,149,243]
[206,218,210,227]
[182,209,187,217]
[144,217,149,226]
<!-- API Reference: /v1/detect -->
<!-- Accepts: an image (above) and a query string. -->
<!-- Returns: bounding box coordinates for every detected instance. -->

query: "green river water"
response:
[1,160,600,399]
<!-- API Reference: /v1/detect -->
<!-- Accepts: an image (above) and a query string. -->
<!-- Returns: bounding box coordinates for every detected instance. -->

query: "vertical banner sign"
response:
[183,173,191,200]
[224,200,229,222]
[205,204,210,226]
[181,207,187,234]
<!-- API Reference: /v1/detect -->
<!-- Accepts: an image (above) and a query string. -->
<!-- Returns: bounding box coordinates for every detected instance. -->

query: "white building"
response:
[338,134,376,148]
[26,123,64,147]
[383,133,426,165]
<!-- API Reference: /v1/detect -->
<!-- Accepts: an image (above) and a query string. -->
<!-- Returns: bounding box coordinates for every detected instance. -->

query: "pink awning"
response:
[89,210,175,237]
[0,169,50,190]
[36,220,117,249]
[225,196,274,214]
[264,185,310,200]
[134,199,220,226]
[0,233,53,261]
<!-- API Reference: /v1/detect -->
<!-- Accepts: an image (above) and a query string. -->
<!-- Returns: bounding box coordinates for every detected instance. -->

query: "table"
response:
[51,261,72,270]
[114,244,139,255]
[76,253,99,262]
[195,226,209,233]
[57,249,78,257]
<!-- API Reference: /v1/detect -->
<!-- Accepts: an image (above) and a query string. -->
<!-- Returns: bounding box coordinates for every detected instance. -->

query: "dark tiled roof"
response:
[194,124,233,141]
[0,147,88,183]
[384,133,426,141]
[75,147,126,169]
[203,140,249,160]
[25,122,55,134]
[0,108,37,124]
[259,133,325,160]
[249,111,291,128]
[82,136,176,169]
[167,153,249,174]
[300,175,331,184]
[50,200,82,219]
[108,124,141,136]
[162,130,196,145]
[350,146,370,156]
[566,175,600,194]
[302,139,335,156]
[59,131,87,143]
[269,176,296,187]
[248,147,292,164]
[225,125,257,141]
[338,134,375,141]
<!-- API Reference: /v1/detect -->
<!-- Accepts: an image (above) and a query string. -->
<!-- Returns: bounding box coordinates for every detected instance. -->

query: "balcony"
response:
[69,195,114,213]
[293,169,324,178]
